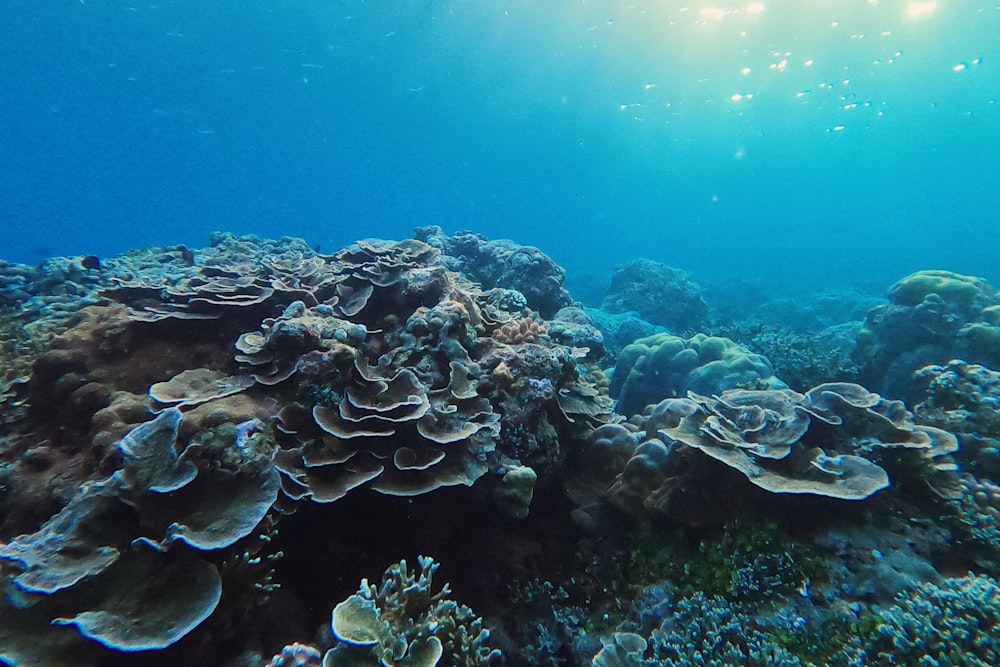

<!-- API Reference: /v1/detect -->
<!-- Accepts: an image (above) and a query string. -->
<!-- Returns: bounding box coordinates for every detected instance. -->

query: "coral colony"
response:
[1,229,999,665]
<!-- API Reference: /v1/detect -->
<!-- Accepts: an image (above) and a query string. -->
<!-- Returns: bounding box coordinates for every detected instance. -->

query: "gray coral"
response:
[610,333,785,417]
[601,258,709,332]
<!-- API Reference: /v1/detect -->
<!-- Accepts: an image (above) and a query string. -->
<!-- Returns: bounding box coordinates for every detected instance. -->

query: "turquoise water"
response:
[3,5,1000,664]
[2,1,997,290]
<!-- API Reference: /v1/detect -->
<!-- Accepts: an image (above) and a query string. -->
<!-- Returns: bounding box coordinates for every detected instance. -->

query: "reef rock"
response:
[601,258,709,332]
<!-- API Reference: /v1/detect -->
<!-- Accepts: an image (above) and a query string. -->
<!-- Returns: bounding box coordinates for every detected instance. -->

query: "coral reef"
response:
[267,642,322,667]
[914,360,1000,472]
[709,322,861,392]
[492,316,547,345]
[415,226,572,318]
[230,238,614,506]
[0,256,119,425]
[610,332,785,417]
[544,307,606,363]
[0,231,615,665]
[582,308,666,367]
[855,270,1000,400]
[600,259,709,332]
[934,472,1000,570]
[4,233,999,667]
[910,360,1000,565]
[572,382,956,526]
[322,556,500,667]
[837,574,1000,666]
[0,402,278,662]
[814,522,943,604]
[585,515,996,667]
[595,590,803,666]
[749,288,882,334]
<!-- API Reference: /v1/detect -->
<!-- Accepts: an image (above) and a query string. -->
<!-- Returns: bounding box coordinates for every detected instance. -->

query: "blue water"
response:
[2,0,997,292]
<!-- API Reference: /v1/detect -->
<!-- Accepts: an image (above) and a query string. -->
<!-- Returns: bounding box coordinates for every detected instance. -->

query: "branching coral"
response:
[594,588,802,667]
[836,574,1000,666]
[323,556,500,667]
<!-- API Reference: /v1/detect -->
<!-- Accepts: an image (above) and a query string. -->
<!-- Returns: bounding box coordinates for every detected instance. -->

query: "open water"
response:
[1,1,997,296]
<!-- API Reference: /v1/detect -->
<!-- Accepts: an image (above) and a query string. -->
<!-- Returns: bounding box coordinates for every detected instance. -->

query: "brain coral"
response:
[610,332,785,417]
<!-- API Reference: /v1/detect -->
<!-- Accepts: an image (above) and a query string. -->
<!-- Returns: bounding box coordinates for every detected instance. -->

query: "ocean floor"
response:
[1,228,999,667]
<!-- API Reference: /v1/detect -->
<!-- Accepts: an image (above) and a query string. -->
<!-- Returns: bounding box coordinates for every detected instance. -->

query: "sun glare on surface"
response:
[698,6,732,22]
[906,1,937,19]
[601,0,990,140]
[698,2,766,23]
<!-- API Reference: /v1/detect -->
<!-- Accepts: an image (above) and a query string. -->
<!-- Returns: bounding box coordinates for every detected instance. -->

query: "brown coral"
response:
[492,316,547,345]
